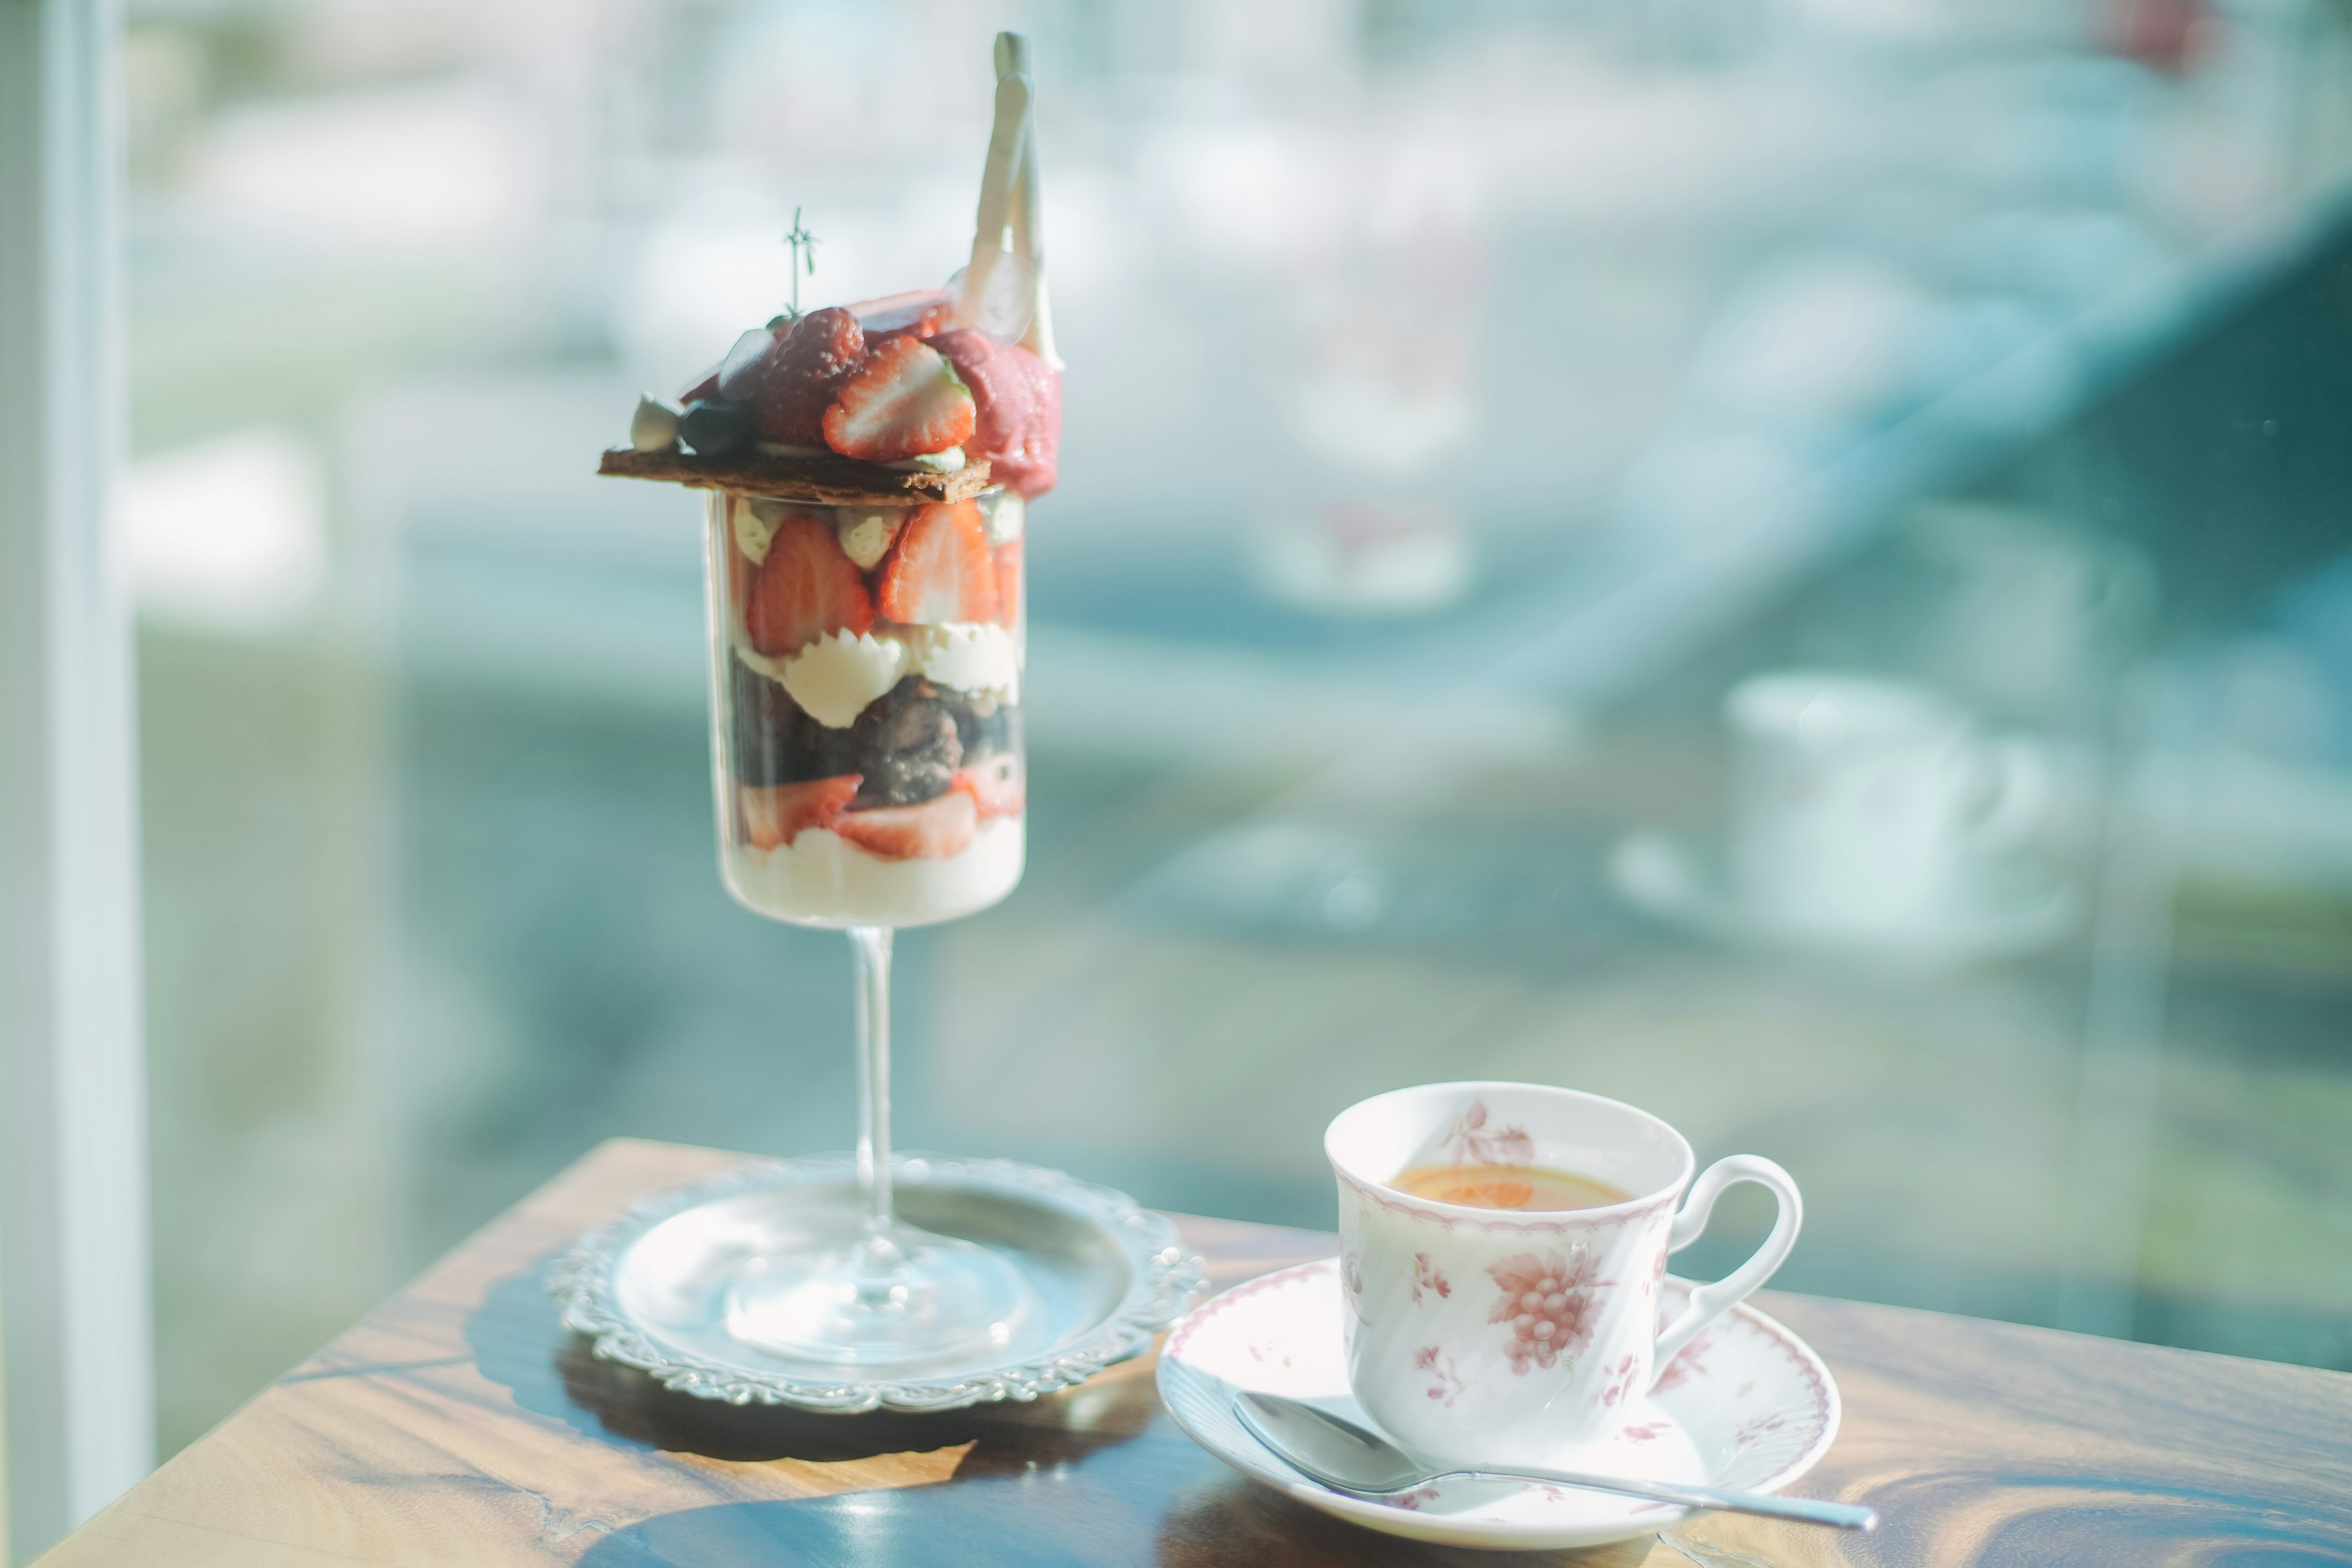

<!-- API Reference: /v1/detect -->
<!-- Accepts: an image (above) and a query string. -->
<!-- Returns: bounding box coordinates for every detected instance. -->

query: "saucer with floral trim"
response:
[1156,1257,1842,1551]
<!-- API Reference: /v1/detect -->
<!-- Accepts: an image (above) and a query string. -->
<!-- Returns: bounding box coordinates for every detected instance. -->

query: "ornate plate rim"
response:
[547,1152,1206,1414]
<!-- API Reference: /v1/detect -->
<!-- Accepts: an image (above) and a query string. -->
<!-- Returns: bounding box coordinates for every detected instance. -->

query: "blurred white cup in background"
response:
[1727,671,2046,936]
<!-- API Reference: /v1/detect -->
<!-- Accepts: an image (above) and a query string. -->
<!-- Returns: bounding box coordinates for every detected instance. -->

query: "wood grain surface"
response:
[39,1139,2352,1567]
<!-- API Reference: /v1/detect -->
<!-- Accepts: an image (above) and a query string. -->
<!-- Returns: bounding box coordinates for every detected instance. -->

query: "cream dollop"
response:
[631,394,681,453]
[884,448,968,473]
[909,622,1019,698]
[734,496,788,565]
[732,642,789,684]
[779,630,907,728]
[837,510,905,570]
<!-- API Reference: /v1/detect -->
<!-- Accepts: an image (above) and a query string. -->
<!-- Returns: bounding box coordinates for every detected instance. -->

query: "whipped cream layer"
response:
[907,622,1019,699]
[779,630,907,726]
[732,619,1016,729]
[720,815,1023,929]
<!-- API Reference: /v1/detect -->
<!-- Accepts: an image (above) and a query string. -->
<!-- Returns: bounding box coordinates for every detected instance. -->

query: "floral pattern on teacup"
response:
[1487,1249,1611,1374]
[1597,1351,1643,1408]
[1441,1098,1534,1166]
[1414,1345,1466,1407]
[1410,1253,1450,1303]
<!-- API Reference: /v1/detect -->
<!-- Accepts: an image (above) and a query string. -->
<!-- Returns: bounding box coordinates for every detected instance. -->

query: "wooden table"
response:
[42,1139,2352,1567]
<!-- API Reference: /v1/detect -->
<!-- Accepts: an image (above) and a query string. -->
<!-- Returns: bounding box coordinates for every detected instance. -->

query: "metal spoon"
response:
[1234,1392,1877,1532]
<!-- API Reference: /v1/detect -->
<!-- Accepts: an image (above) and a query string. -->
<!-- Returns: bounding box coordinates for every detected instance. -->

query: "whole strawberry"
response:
[748,307,865,448]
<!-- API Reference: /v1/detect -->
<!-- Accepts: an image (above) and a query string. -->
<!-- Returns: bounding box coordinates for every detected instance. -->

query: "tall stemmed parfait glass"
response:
[625,28,1055,1374]
[702,481,1032,1370]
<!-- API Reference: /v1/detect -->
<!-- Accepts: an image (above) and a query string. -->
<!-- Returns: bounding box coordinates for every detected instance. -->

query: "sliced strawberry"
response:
[992,538,1022,630]
[748,307,865,448]
[741,774,862,850]
[930,330,1060,499]
[747,514,874,657]
[832,789,977,861]
[822,338,976,461]
[950,753,1024,820]
[875,500,998,625]
[853,288,956,345]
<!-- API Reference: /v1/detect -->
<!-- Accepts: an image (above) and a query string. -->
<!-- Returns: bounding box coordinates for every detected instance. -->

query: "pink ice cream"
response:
[931,328,1060,500]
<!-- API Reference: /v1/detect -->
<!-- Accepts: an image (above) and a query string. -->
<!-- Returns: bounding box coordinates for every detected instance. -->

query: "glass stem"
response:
[849,925,898,1264]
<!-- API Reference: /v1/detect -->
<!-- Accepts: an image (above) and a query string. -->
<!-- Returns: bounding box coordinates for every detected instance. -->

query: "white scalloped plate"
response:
[550,1154,1203,1413]
[1157,1258,1841,1551]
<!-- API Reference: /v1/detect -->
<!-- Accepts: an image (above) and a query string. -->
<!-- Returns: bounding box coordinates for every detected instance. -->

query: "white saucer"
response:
[1608,828,2077,963]
[1156,1258,1841,1552]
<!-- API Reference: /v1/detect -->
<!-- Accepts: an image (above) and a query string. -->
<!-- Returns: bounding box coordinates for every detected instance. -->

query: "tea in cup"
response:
[1329,1082,1800,1470]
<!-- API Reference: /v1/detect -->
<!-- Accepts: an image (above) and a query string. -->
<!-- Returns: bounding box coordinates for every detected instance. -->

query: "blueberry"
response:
[679,398,753,458]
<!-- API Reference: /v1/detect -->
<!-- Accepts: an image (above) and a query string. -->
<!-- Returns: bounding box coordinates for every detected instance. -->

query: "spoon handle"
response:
[1451,1467,1877,1531]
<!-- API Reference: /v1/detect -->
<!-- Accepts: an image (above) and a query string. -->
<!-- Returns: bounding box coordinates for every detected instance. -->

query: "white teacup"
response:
[1727,671,2045,935]
[1329,1082,1799,1471]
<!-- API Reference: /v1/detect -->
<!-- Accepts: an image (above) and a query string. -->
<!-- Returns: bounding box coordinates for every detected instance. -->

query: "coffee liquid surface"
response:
[1391,1163,1630,1212]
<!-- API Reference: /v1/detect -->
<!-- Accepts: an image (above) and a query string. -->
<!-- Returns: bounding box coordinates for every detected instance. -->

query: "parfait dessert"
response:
[595,32,1069,1375]
[612,253,1057,929]
[714,484,1028,928]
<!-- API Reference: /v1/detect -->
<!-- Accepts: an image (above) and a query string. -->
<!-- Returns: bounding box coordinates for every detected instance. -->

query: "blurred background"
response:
[118,0,2352,1459]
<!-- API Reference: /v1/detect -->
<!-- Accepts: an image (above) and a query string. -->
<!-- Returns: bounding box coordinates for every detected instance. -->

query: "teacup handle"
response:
[1651,1155,1802,1387]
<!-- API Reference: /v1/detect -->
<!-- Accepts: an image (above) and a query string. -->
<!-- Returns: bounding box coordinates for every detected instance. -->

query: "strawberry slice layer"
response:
[875,500,998,625]
[831,790,977,861]
[747,514,874,657]
[950,753,1024,821]
[823,338,976,462]
[741,774,862,851]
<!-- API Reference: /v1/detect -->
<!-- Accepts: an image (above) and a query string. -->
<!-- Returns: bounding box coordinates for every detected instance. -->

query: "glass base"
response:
[723,1221,1041,1369]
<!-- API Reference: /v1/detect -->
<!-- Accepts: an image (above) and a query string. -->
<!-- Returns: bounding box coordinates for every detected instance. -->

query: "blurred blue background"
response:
[123,0,2352,1457]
